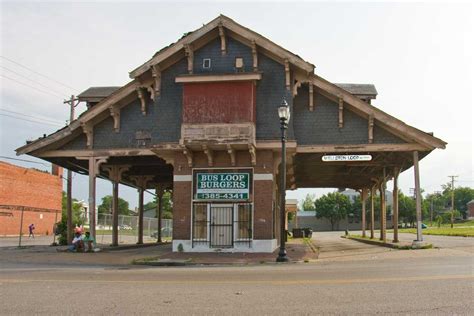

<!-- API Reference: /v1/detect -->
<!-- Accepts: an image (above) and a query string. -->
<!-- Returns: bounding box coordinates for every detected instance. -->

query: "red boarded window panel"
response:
[183,82,256,124]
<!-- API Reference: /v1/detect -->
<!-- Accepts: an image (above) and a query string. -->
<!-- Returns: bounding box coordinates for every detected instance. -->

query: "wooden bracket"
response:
[251,40,258,71]
[182,147,193,167]
[109,106,121,133]
[81,122,93,149]
[146,85,155,102]
[218,22,226,55]
[292,80,301,97]
[103,165,129,182]
[284,59,290,91]
[136,87,146,115]
[368,114,374,144]
[151,64,161,97]
[338,95,344,128]
[203,145,213,167]
[184,44,194,74]
[227,144,236,166]
[248,144,256,166]
[130,175,154,190]
[309,83,314,111]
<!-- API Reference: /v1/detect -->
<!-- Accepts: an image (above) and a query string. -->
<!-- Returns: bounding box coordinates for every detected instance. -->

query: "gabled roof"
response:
[78,86,121,104]
[16,15,446,156]
[335,83,377,98]
[129,14,315,78]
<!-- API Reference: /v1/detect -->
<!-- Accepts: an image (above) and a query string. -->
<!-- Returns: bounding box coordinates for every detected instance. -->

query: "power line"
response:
[0,108,65,124]
[0,156,50,166]
[1,65,69,96]
[1,55,77,91]
[1,74,65,98]
[0,113,64,127]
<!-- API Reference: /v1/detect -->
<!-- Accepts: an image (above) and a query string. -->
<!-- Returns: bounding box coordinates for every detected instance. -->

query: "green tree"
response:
[143,191,173,219]
[57,191,84,245]
[314,192,351,230]
[301,193,316,211]
[398,191,416,227]
[98,195,130,215]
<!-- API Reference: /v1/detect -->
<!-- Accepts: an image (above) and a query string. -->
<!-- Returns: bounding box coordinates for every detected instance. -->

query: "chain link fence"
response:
[96,214,172,245]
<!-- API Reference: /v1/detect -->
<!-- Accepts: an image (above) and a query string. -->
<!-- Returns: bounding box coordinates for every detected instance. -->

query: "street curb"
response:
[102,242,169,252]
[342,235,433,250]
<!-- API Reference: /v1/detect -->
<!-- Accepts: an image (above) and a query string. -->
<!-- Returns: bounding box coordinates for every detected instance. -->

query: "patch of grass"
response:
[131,256,160,265]
[398,227,474,237]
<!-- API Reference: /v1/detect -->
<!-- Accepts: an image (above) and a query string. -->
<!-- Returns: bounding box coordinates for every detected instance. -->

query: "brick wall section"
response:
[0,161,62,235]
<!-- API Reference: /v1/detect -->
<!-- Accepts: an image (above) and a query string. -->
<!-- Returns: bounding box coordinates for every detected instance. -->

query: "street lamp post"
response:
[276,99,290,263]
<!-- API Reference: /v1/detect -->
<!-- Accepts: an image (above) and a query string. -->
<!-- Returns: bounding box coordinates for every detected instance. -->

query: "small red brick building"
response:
[0,161,63,236]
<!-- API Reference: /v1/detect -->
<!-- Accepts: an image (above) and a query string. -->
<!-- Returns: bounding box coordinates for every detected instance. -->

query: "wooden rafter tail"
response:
[182,147,193,167]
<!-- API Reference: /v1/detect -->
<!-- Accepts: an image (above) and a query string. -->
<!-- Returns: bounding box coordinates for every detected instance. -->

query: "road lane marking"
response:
[1,274,473,286]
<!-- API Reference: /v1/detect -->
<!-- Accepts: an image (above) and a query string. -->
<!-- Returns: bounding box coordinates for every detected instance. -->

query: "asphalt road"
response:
[1,232,473,315]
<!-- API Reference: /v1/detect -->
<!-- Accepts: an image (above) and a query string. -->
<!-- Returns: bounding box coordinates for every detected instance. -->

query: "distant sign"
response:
[322,155,372,162]
[196,172,250,200]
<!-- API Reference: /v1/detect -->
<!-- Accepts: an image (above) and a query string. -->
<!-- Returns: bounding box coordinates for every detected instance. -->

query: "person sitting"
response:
[68,232,84,252]
[82,231,95,252]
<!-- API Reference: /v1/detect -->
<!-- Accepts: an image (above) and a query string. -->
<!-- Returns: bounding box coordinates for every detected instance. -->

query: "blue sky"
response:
[1,1,472,208]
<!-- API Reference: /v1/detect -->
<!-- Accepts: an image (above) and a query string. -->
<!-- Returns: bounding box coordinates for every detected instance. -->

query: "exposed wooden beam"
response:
[251,40,258,71]
[309,83,314,111]
[368,114,374,144]
[285,59,291,91]
[218,22,226,55]
[338,94,344,128]
[184,44,194,74]
[296,143,431,153]
[136,87,146,115]
[151,64,161,97]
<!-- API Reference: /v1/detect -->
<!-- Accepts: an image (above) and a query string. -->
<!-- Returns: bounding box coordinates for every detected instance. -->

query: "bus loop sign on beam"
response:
[322,155,372,162]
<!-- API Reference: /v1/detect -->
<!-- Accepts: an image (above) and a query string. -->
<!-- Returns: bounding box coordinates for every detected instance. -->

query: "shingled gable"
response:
[16,14,446,156]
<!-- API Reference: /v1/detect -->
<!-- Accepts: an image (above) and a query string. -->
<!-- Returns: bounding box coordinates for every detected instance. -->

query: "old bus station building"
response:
[16,15,446,253]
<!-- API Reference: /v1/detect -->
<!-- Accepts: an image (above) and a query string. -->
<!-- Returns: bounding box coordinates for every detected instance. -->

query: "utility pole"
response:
[63,95,79,244]
[448,175,458,228]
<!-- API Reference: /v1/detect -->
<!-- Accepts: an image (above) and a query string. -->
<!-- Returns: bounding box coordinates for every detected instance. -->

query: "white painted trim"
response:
[254,173,273,181]
[172,239,278,253]
[173,175,192,182]
[175,73,262,83]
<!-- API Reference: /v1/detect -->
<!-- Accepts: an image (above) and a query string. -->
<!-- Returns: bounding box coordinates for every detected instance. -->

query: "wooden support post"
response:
[309,84,314,111]
[361,188,367,238]
[130,175,153,245]
[104,165,129,247]
[393,167,400,243]
[338,95,344,128]
[379,170,387,243]
[251,40,258,71]
[184,44,194,74]
[138,187,144,244]
[370,186,375,239]
[413,151,423,242]
[156,185,165,243]
[87,157,108,240]
[284,59,290,91]
[218,22,226,55]
[368,115,374,143]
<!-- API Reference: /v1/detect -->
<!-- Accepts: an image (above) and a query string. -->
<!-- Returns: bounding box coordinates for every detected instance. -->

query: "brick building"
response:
[0,161,62,236]
[16,15,446,252]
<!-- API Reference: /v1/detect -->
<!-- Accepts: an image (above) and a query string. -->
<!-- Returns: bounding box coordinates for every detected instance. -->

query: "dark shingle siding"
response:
[293,85,368,145]
[373,124,405,144]
[193,37,253,74]
[62,133,87,150]
[335,83,377,97]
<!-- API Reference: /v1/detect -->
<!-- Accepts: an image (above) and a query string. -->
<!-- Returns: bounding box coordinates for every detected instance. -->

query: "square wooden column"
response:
[370,186,375,239]
[392,168,400,243]
[361,189,368,238]
[413,151,423,243]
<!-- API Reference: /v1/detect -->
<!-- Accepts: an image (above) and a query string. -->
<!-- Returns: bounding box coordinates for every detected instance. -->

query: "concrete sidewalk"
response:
[0,237,318,268]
